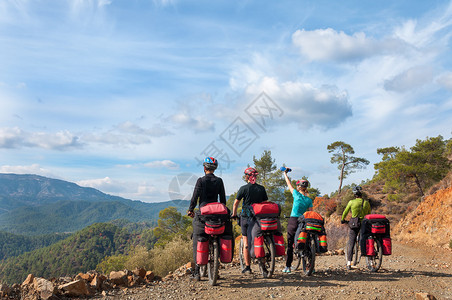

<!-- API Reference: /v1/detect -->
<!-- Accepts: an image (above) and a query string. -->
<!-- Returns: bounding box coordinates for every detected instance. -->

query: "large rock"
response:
[59,280,92,297]
[416,293,437,300]
[33,277,56,300]
[109,271,128,286]
[22,274,35,286]
[133,268,146,279]
[90,274,107,290]
[145,271,155,282]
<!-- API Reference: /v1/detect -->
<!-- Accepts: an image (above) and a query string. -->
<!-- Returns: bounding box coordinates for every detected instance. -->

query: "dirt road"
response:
[99,242,451,299]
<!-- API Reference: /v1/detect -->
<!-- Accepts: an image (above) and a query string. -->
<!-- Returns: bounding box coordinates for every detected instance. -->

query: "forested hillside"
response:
[0,223,150,284]
[0,174,189,235]
[0,231,70,260]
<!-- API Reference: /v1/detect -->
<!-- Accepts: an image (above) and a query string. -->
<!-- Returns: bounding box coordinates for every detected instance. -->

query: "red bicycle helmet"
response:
[296,179,309,188]
[244,167,258,176]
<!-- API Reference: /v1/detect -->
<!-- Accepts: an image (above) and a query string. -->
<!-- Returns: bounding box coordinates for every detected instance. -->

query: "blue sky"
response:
[1,0,451,202]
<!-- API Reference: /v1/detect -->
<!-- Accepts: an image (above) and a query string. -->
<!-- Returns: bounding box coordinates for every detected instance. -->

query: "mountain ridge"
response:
[0,173,189,235]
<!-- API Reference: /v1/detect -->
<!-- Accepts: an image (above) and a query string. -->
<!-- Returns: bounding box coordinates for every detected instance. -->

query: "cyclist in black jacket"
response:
[231,167,268,274]
[187,157,230,281]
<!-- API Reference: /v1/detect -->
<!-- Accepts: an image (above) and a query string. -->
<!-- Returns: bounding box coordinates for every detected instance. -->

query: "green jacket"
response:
[341,198,371,221]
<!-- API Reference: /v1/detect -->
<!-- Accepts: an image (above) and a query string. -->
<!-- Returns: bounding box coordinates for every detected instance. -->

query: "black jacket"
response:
[189,173,226,211]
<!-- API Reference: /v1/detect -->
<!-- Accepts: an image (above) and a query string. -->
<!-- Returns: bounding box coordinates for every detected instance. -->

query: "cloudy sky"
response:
[1,0,451,202]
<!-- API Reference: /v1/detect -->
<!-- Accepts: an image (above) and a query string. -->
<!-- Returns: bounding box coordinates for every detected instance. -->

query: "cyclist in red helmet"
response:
[231,167,268,274]
[282,169,313,273]
[187,157,231,281]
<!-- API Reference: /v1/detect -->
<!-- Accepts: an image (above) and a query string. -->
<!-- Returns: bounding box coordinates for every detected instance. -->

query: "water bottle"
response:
[280,166,292,173]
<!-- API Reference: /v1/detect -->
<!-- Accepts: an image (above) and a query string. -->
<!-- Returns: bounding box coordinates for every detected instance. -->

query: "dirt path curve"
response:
[99,242,452,300]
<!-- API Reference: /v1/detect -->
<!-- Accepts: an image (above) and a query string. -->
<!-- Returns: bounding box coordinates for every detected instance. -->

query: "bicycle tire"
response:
[259,235,275,278]
[239,238,245,271]
[302,234,316,276]
[199,265,207,277]
[207,239,220,285]
[366,238,383,272]
[353,233,360,266]
[346,233,360,266]
[294,250,302,270]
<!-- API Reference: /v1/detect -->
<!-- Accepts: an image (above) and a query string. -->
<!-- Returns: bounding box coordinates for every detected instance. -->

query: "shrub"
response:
[124,246,153,271]
[325,222,348,250]
[147,235,192,276]
[97,254,128,274]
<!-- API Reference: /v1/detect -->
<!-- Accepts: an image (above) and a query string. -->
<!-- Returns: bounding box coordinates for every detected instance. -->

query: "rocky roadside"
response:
[94,242,451,300]
[1,242,450,300]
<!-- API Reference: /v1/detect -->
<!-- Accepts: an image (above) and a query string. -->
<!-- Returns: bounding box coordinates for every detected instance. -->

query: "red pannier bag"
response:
[319,234,328,253]
[364,214,389,235]
[200,202,228,215]
[382,237,392,255]
[220,236,233,263]
[303,211,324,233]
[259,218,278,231]
[273,233,285,256]
[196,238,209,265]
[251,201,280,217]
[204,220,225,235]
[366,236,375,256]
[254,235,265,258]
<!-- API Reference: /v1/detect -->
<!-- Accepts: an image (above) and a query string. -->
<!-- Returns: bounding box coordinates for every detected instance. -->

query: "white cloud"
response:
[0,127,82,150]
[245,77,352,129]
[77,176,127,194]
[292,28,407,62]
[0,164,55,177]
[82,121,172,146]
[437,72,452,91]
[115,121,172,137]
[144,160,179,170]
[384,66,434,92]
[169,113,215,132]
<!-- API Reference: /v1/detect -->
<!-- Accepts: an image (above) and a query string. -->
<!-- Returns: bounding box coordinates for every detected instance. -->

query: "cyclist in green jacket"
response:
[341,186,371,270]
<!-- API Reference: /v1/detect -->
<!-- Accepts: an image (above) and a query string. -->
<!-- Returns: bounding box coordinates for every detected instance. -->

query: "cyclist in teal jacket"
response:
[282,169,313,273]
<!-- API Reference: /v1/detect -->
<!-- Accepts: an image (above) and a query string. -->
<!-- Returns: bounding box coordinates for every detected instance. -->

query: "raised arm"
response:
[284,172,295,193]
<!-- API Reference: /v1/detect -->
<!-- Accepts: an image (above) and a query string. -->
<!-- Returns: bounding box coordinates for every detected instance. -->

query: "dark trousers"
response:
[192,212,233,264]
[285,217,298,267]
[347,227,360,262]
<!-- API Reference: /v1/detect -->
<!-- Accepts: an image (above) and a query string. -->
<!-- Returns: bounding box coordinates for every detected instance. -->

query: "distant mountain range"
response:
[0,173,189,235]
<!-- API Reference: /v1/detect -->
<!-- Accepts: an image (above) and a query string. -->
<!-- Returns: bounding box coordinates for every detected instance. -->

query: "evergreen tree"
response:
[327,141,370,194]
[251,150,285,204]
[375,135,451,197]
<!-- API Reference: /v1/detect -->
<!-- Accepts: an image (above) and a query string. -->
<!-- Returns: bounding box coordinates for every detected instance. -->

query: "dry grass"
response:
[147,236,192,276]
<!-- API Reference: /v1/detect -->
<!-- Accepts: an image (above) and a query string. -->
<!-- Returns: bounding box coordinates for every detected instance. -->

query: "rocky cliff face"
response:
[395,185,452,248]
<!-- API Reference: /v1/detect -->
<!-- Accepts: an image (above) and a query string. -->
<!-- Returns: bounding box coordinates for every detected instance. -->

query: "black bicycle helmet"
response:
[352,185,363,196]
[203,157,218,171]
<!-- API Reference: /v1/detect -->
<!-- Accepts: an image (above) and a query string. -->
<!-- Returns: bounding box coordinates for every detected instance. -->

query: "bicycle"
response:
[293,229,317,275]
[365,232,383,272]
[238,218,276,278]
[345,227,361,267]
[344,220,382,272]
[198,214,233,286]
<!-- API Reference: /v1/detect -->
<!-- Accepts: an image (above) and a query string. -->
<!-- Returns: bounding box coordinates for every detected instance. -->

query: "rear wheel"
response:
[294,250,302,270]
[302,235,316,276]
[259,235,275,278]
[200,265,207,278]
[239,238,245,271]
[346,233,360,266]
[207,239,220,285]
[366,238,383,272]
